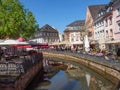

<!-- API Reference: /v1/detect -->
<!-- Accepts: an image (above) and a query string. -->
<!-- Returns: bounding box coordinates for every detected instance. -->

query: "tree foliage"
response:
[0,0,38,39]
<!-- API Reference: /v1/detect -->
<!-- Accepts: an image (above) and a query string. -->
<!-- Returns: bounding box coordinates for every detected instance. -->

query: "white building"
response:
[94,7,106,50]
[64,20,85,50]
[30,24,59,44]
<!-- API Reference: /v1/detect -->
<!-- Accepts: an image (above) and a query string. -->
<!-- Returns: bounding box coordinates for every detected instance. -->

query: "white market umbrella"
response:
[0,39,28,45]
[84,35,90,52]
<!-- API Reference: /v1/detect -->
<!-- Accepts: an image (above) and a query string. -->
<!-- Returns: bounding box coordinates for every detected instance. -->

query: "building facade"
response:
[113,0,120,41]
[93,0,120,54]
[85,5,106,45]
[64,20,85,50]
[103,3,114,51]
[108,0,120,54]
[58,32,64,42]
[30,24,59,44]
[94,6,106,50]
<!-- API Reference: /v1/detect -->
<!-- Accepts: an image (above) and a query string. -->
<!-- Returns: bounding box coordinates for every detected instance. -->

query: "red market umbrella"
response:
[39,46,49,48]
[17,37,26,42]
[14,45,32,48]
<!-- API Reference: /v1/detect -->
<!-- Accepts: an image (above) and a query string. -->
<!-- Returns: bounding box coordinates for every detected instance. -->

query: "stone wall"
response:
[43,52,120,85]
[0,52,44,90]
[15,62,43,90]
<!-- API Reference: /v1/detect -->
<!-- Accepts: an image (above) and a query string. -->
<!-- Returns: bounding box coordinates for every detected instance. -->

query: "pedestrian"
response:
[117,48,120,60]
[0,47,3,60]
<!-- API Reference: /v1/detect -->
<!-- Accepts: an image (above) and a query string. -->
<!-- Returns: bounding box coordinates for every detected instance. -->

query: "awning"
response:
[50,42,60,46]
[0,39,28,45]
[14,45,32,48]
[90,40,98,44]
[38,43,49,48]
[105,40,120,44]
[71,42,83,45]
[50,41,71,46]
[59,41,70,45]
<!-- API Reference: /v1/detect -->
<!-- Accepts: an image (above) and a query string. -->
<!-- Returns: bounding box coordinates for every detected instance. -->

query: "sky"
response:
[19,0,110,33]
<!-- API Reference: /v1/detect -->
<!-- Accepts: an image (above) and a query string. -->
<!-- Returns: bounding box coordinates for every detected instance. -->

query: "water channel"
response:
[27,58,120,90]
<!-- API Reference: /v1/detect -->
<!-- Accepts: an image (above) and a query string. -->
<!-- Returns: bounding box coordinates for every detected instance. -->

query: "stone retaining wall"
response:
[0,53,44,90]
[43,52,120,85]
[15,62,43,90]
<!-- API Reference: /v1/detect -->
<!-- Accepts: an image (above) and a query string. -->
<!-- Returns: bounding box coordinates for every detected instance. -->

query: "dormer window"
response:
[117,7,120,16]
[101,12,103,15]
[107,7,111,12]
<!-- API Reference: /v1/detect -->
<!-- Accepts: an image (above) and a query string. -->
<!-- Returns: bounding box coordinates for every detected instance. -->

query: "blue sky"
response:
[20,0,110,33]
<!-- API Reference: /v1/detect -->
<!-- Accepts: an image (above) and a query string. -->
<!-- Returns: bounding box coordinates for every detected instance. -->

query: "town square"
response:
[0,0,120,90]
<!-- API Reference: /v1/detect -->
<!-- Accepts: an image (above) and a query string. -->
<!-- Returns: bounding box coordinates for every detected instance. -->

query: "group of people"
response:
[88,47,120,61]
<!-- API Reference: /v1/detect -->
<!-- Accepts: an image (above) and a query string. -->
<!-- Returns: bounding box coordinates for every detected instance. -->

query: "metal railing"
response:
[0,53,43,76]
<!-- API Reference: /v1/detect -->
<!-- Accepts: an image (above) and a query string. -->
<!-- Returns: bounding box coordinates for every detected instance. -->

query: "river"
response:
[27,58,120,90]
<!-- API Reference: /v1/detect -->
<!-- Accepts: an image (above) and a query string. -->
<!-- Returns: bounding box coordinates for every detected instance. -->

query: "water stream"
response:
[27,58,120,90]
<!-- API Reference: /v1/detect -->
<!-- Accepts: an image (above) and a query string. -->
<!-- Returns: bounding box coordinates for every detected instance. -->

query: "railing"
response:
[0,52,43,76]
[42,49,120,71]
[0,62,23,75]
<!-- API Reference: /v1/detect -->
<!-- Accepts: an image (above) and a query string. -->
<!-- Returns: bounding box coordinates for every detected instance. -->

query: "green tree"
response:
[20,11,38,38]
[0,0,38,39]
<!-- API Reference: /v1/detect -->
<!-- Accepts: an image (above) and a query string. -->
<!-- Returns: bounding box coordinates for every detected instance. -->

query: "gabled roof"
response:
[67,20,85,27]
[88,4,106,20]
[40,24,58,32]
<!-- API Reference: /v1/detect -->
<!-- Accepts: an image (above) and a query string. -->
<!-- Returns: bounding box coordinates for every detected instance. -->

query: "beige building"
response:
[85,4,106,47]
[64,20,85,50]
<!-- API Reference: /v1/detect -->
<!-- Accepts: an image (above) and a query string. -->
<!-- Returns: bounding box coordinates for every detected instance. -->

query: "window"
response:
[76,34,79,41]
[117,7,120,16]
[110,29,113,37]
[109,17,112,25]
[71,38,74,42]
[117,22,120,31]
[105,19,108,27]
[43,33,46,36]
[106,30,109,38]
[73,27,78,30]
[98,31,100,38]
[71,34,74,42]
[56,33,58,36]
[67,27,73,30]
